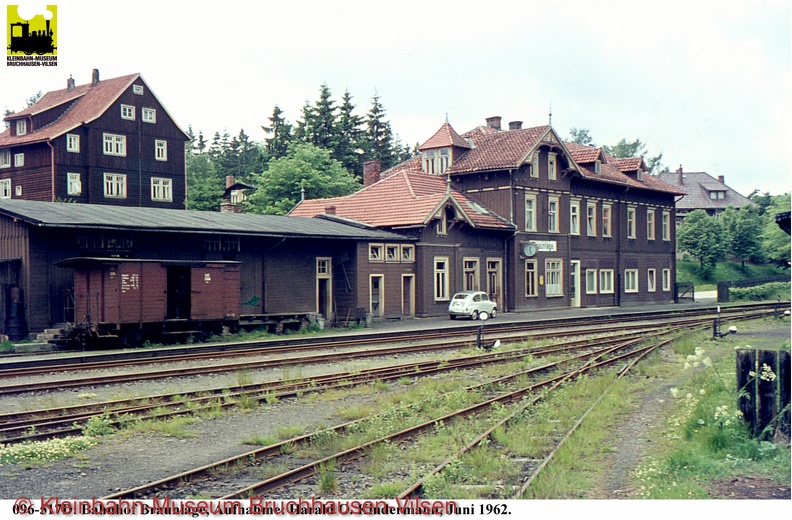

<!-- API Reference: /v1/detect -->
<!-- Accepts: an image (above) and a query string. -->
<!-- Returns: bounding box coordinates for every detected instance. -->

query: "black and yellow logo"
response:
[7,4,57,63]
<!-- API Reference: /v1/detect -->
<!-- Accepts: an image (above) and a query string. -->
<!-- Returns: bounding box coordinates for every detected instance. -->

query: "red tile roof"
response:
[418,122,472,150]
[448,125,552,173]
[564,142,602,163]
[609,156,644,172]
[0,73,187,147]
[289,169,513,230]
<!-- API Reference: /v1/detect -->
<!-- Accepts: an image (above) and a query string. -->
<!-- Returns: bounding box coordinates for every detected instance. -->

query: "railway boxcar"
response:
[57,257,241,347]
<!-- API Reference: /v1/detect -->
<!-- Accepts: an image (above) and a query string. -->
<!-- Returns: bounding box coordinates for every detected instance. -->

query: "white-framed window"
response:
[369,243,383,262]
[436,212,447,236]
[525,193,537,231]
[547,195,559,233]
[400,244,415,262]
[385,245,399,262]
[647,208,656,240]
[599,269,614,294]
[662,268,671,292]
[438,148,450,173]
[66,134,80,153]
[525,259,537,297]
[434,257,450,301]
[133,84,144,95]
[0,179,10,199]
[548,152,557,181]
[530,152,539,178]
[647,269,657,292]
[602,204,612,237]
[121,104,135,120]
[103,133,126,156]
[142,108,156,123]
[662,211,671,241]
[463,258,480,291]
[316,258,330,275]
[627,207,636,239]
[151,177,172,202]
[15,185,21,196]
[586,202,597,237]
[624,269,639,293]
[103,173,127,198]
[545,259,563,297]
[569,199,580,235]
[16,120,26,136]
[14,153,24,167]
[585,269,598,294]
[594,159,601,174]
[0,149,10,168]
[67,173,81,195]
[155,140,167,161]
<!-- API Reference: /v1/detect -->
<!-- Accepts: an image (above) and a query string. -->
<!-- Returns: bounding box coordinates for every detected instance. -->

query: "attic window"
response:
[16,120,26,136]
[636,169,643,181]
[594,160,601,174]
[423,147,451,175]
[709,191,725,200]
[133,85,144,95]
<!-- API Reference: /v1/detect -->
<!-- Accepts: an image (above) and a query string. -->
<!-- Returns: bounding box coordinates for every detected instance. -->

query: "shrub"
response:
[729,282,790,302]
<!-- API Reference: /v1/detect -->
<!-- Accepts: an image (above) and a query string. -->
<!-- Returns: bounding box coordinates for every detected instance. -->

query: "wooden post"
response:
[736,349,757,436]
[757,350,778,440]
[779,350,790,437]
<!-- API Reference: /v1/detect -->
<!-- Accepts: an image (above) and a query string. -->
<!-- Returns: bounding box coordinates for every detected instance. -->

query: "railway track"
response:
[102,331,669,500]
[0,329,654,443]
[0,305,776,397]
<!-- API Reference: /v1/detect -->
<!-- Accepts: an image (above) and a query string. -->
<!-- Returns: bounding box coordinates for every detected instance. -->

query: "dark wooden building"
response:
[291,118,684,316]
[0,199,410,337]
[0,69,190,209]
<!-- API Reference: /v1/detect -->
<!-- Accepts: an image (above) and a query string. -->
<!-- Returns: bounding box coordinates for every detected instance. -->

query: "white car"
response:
[448,291,497,320]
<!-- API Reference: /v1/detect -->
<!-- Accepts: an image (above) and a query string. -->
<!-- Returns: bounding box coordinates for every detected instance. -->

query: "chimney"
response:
[219,202,240,213]
[677,165,684,185]
[67,75,75,92]
[485,116,502,131]
[363,160,382,187]
[508,121,523,131]
[325,205,336,215]
[225,175,235,189]
[717,175,725,184]
[91,68,100,86]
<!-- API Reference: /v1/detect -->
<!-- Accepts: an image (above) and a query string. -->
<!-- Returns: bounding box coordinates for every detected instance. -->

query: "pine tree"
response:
[363,93,397,169]
[262,105,292,159]
[335,90,365,176]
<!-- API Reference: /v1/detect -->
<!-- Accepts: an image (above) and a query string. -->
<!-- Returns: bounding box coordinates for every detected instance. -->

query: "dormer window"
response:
[636,169,643,181]
[423,147,451,174]
[594,160,601,174]
[16,120,26,136]
[709,191,725,200]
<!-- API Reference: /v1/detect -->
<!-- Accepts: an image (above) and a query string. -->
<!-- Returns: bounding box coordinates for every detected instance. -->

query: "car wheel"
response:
[449,314,457,320]
[471,310,479,320]
[491,308,497,318]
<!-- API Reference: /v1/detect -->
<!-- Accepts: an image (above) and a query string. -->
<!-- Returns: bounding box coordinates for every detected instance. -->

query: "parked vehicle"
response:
[448,291,497,320]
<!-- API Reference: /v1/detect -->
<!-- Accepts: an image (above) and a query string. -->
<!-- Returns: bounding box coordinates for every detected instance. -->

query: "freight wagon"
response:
[54,257,242,347]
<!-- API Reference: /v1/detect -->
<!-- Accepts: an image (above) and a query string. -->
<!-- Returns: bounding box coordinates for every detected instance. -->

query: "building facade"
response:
[0,69,190,208]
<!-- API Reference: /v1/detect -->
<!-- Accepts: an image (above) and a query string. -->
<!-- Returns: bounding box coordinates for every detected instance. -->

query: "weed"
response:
[276,425,304,440]
[317,459,338,494]
[237,370,253,387]
[241,435,276,446]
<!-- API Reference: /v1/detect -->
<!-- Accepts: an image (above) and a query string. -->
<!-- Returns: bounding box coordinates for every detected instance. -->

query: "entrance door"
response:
[370,275,384,317]
[486,259,503,311]
[570,260,581,308]
[316,258,332,320]
[401,274,415,317]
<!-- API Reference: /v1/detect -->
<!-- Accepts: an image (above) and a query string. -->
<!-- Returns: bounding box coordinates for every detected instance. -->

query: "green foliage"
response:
[729,282,790,302]
[244,143,361,215]
[761,193,791,268]
[0,436,98,466]
[721,205,767,265]
[603,137,664,173]
[567,127,595,146]
[81,414,116,437]
[677,210,727,272]
[676,259,788,286]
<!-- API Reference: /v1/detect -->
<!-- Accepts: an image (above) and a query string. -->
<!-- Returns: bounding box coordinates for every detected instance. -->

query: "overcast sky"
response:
[3,0,791,196]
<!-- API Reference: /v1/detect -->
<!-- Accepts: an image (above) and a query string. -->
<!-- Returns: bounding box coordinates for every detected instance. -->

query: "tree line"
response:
[186,84,414,214]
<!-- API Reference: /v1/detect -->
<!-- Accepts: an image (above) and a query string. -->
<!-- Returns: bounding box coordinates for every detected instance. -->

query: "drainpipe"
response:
[47,141,55,201]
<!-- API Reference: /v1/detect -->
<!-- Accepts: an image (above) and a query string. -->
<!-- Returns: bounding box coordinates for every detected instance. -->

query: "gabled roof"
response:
[418,122,472,150]
[609,156,645,173]
[448,125,554,173]
[289,169,514,230]
[657,171,752,210]
[0,199,408,241]
[0,73,189,147]
[564,142,603,164]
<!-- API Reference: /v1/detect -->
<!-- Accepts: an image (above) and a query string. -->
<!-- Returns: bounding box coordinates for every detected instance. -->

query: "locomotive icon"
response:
[8,19,56,55]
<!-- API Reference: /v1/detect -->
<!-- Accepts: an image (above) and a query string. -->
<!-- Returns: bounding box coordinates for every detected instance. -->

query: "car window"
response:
[453,294,467,300]
[481,294,489,301]
[473,294,481,302]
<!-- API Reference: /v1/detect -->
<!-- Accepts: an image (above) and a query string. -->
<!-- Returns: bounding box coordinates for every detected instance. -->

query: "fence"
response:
[736,349,791,439]
[718,275,791,302]
[674,282,695,303]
